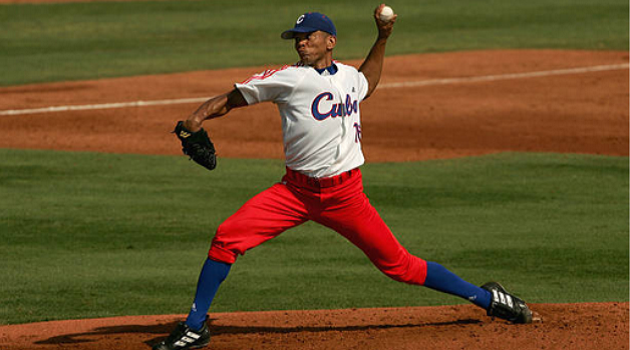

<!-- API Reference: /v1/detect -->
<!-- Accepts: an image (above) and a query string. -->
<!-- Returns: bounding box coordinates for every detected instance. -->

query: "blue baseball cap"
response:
[281,12,337,39]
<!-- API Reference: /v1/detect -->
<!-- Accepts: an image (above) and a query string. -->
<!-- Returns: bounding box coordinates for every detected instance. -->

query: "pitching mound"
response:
[1,303,628,350]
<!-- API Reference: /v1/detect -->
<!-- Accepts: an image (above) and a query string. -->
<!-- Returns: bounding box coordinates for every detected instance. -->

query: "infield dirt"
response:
[0,50,628,349]
[1,303,628,350]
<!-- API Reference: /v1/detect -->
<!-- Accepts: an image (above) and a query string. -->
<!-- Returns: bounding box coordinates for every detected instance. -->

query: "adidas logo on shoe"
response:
[153,321,211,350]
[481,282,533,324]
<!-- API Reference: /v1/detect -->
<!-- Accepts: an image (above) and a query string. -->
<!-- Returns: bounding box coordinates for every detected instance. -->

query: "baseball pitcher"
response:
[155,5,533,350]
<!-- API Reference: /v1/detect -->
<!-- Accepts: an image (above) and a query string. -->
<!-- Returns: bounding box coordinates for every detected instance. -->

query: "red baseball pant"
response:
[208,168,428,285]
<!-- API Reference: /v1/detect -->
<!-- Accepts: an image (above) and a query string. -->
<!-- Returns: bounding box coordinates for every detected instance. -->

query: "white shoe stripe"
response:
[185,331,201,340]
[182,336,196,343]
[506,295,514,308]
[493,290,516,309]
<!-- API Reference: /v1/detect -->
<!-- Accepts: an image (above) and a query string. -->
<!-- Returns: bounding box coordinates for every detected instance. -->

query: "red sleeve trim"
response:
[240,63,298,84]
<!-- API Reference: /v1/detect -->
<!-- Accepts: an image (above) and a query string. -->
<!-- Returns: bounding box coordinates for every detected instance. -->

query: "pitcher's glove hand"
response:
[174,121,217,171]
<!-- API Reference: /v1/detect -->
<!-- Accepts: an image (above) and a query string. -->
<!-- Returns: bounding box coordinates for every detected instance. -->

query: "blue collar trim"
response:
[314,63,338,75]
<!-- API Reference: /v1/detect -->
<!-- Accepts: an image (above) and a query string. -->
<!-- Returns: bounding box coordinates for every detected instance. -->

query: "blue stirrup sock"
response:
[185,258,232,331]
[423,261,491,309]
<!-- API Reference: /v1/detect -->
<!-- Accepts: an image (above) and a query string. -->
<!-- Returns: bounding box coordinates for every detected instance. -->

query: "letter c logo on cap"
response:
[296,15,305,24]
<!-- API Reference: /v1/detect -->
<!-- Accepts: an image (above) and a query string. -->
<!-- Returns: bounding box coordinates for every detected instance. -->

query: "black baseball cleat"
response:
[481,282,533,324]
[153,320,210,350]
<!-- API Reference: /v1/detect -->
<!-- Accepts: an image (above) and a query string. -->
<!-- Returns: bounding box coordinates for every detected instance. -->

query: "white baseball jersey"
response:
[235,62,369,178]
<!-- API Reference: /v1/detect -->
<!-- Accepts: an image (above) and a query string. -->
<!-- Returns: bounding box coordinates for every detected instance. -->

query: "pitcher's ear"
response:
[327,35,337,50]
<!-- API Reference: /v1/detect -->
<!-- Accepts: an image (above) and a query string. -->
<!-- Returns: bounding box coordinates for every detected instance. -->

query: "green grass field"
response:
[0,0,628,326]
[0,149,627,324]
[0,0,628,86]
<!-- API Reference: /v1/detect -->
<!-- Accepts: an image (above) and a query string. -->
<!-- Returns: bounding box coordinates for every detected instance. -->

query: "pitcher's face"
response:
[293,31,336,68]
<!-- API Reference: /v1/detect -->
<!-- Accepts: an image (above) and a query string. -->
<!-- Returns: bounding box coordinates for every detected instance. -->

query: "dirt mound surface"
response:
[1,303,628,350]
[0,50,628,161]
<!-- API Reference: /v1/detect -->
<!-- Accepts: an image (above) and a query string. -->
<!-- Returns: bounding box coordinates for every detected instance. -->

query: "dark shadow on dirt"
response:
[35,318,482,347]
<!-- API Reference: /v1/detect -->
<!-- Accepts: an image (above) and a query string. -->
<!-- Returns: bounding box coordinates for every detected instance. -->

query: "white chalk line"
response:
[1,63,628,116]
[0,97,210,116]
[378,63,629,88]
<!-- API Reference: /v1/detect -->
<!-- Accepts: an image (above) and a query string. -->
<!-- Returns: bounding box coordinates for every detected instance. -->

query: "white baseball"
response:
[379,5,395,22]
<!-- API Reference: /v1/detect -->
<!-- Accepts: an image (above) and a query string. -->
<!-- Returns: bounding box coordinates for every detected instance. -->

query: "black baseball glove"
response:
[174,121,217,171]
